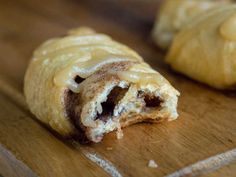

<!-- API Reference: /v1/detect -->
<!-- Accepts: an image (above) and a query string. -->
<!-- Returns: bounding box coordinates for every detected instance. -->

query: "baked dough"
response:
[166,6,236,89]
[152,0,231,49]
[24,27,179,143]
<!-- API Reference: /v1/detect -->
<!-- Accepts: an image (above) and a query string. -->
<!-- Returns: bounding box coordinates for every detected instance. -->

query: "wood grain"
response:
[0,144,37,177]
[0,0,236,176]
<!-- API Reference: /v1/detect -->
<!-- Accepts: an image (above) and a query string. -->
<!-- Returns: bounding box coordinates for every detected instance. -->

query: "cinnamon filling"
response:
[65,90,89,143]
[144,95,162,108]
[74,75,85,84]
[138,91,163,108]
[96,86,128,122]
[65,78,163,143]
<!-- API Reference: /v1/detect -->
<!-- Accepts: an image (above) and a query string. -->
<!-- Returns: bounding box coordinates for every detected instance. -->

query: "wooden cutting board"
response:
[0,0,235,176]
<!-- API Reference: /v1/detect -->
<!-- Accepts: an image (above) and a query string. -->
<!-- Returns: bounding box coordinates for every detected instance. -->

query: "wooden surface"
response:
[0,0,236,177]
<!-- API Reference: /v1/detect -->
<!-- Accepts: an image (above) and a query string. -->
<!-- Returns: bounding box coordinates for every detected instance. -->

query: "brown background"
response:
[0,0,235,176]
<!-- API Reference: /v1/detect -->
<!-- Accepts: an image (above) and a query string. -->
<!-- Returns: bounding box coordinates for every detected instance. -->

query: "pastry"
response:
[166,6,236,89]
[24,27,179,143]
[152,0,231,49]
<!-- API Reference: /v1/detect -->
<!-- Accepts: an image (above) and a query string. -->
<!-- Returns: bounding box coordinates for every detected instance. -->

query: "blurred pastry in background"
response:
[152,0,231,49]
[166,5,236,89]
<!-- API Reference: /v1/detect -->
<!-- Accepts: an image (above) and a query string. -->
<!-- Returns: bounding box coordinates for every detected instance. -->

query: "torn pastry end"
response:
[65,62,179,143]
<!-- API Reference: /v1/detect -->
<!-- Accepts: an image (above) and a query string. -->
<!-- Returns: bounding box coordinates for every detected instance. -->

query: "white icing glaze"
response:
[33,28,174,95]
[115,63,167,86]
[31,28,143,92]
[117,71,163,86]
[53,52,138,92]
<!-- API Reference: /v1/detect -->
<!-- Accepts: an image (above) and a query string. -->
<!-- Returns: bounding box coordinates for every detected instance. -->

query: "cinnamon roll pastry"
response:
[166,6,236,89]
[152,0,231,49]
[24,27,179,143]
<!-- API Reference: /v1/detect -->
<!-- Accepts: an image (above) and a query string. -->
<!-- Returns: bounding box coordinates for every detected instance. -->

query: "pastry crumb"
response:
[106,147,113,151]
[116,124,123,139]
[148,160,158,168]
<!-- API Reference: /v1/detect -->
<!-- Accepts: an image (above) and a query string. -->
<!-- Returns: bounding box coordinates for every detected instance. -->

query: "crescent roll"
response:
[24,27,179,143]
[152,0,231,49]
[166,6,236,89]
